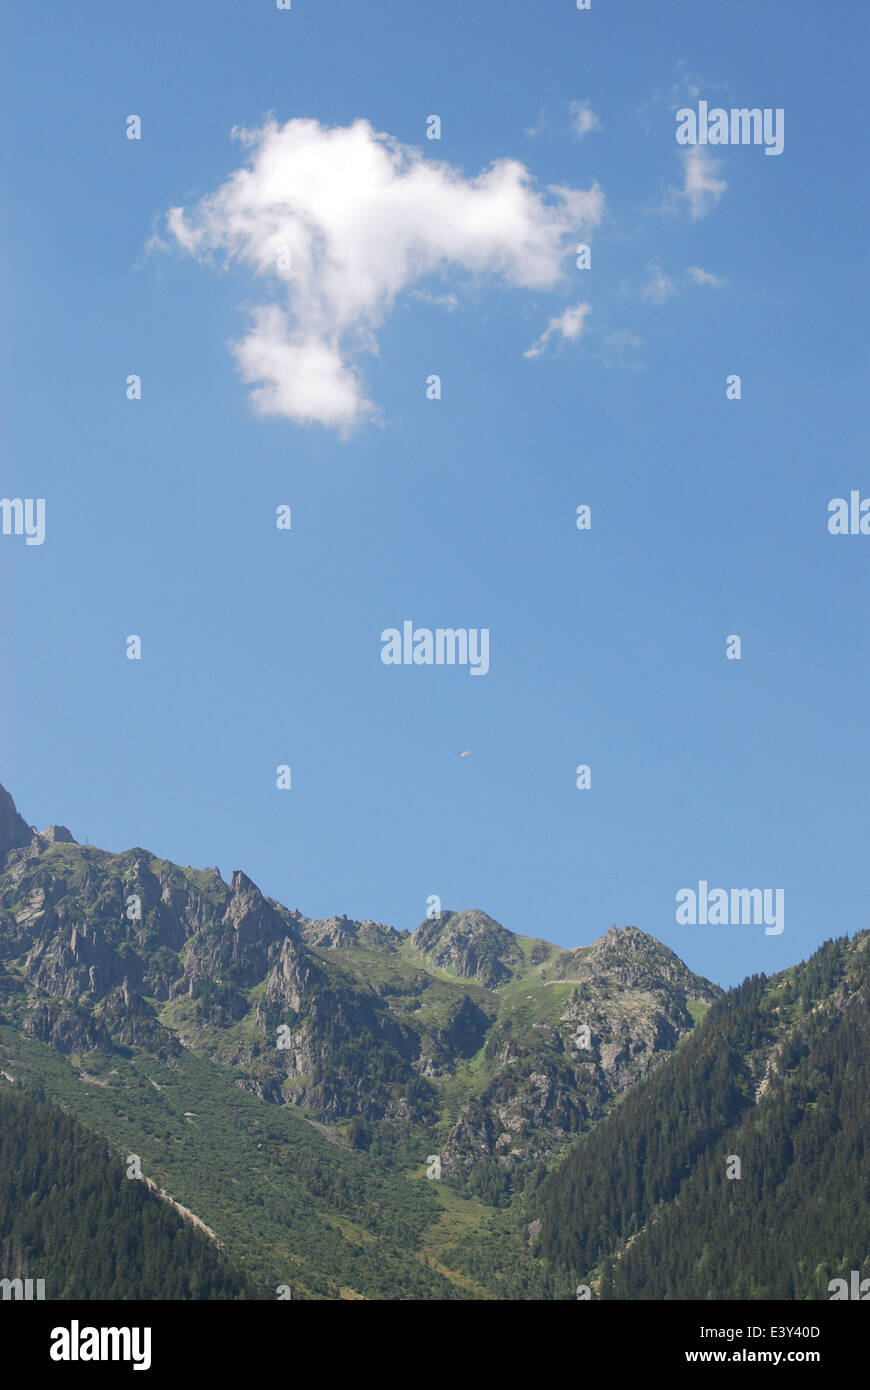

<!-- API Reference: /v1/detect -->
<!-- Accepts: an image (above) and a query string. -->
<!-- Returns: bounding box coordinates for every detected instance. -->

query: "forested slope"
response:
[0,1081,260,1299]
[532,932,870,1300]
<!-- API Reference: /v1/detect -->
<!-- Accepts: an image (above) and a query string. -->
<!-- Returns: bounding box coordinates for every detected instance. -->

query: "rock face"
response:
[299,915,406,951]
[24,998,114,1054]
[0,781,724,1169]
[0,784,32,861]
[437,923,720,1172]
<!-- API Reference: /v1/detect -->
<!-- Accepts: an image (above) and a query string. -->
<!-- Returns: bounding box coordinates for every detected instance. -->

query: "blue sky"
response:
[2,0,867,988]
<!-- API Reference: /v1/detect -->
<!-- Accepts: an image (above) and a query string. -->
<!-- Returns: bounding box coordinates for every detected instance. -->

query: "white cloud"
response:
[524,302,592,358]
[679,148,726,219]
[569,100,602,140]
[687,265,724,287]
[642,264,676,304]
[232,305,374,431]
[161,117,604,434]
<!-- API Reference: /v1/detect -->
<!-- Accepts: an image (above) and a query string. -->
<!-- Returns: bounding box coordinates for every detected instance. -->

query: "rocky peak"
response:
[229,869,258,897]
[580,923,719,997]
[37,825,77,846]
[411,909,526,987]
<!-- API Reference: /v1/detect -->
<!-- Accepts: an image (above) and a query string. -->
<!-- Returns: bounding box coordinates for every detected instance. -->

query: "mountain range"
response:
[1,781,865,1300]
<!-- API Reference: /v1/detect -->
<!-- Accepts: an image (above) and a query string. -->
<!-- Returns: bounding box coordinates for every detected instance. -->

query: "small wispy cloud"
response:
[678,147,727,220]
[638,63,730,136]
[569,100,603,140]
[642,263,676,304]
[408,288,459,311]
[598,329,644,370]
[687,266,724,288]
[524,302,592,358]
[636,262,726,305]
[525,107,551,138]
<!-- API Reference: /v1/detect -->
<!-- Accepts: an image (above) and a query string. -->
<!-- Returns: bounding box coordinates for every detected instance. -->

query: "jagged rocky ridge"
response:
[0,783,721,1169]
